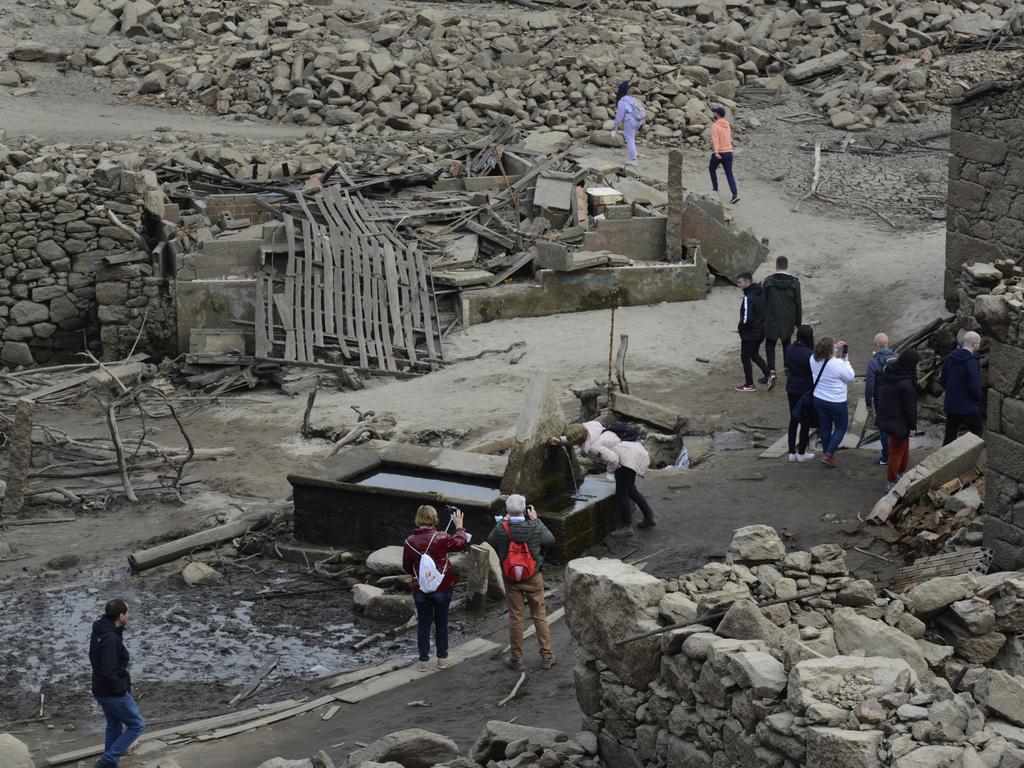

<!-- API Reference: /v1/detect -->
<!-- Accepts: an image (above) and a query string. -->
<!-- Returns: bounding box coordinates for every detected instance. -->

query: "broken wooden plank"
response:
[283,215,298,361]
[254,273,269,358]
[327,659,414,689]
[229,657,279,706]
[839,399,869,450]
[128,513,271,572]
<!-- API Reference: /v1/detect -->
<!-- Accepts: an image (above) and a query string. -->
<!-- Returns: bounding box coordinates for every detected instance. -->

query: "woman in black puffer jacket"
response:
[876,349,920,491]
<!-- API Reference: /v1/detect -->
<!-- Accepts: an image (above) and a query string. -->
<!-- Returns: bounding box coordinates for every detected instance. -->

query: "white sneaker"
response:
[788,453,797,463]
[796,452,815,462]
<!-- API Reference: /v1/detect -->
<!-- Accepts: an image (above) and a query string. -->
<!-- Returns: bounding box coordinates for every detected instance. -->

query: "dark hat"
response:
[712,106,726,117]
[617,81,630,98]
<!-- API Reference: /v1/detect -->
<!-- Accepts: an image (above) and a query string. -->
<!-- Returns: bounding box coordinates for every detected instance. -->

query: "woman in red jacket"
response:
[402,505,469,672]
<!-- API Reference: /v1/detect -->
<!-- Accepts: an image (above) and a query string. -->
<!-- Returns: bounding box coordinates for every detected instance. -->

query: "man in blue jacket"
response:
[89,599,145,767]
[940,331,984,446]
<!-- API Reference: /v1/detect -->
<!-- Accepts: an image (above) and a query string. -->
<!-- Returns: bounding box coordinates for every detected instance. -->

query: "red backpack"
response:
[502,520,536,582]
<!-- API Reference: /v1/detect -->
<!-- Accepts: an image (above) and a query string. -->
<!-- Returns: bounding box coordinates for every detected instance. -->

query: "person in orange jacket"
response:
[709,106,739,204]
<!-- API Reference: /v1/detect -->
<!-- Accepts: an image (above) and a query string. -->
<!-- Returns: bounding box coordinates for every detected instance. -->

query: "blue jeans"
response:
[709,152,738,197]
[414,588,453,662]
[95,692,145,766]
[814,397,849,456]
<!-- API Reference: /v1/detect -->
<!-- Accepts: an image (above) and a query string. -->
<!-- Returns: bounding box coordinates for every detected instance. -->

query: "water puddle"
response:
[353,469,501,505]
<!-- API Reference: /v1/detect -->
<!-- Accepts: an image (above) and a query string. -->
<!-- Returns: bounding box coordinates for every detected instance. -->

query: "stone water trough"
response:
[289,373,618,563]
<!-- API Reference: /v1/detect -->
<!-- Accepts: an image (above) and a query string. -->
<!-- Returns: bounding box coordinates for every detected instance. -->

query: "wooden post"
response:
[2,398,35,519]
[606,306,616,421]
[666,149,684,263]
[466,544,491,614]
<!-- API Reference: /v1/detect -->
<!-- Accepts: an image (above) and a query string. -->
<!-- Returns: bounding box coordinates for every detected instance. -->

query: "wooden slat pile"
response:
[254,187,443,374]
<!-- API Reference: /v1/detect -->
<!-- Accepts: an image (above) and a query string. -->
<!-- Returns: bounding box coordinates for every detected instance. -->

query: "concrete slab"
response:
[533,174,575,211]
[174,278,256,356]
[681,199,768,282]
[615,177,669,206]
[612,392,683,431]
[583,217,666,261]
[460,262,708,325]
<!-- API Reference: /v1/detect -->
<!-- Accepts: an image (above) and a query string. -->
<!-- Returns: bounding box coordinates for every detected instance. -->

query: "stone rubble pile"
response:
[566,524,1024,767]
[10,0,1021,140]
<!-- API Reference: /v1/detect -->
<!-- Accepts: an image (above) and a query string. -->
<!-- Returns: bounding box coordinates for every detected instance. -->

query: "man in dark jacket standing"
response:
[735,272,769,393]
[488,494,556,671]
[940,331,983,445]
[865,332,898,466]
[877,349,920,492]
[761,257,802,388]
[89,599,144,768]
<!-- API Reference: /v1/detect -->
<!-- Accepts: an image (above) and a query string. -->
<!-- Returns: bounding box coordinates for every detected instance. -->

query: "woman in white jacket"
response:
[809,336,855,467]
[549,421,654,534]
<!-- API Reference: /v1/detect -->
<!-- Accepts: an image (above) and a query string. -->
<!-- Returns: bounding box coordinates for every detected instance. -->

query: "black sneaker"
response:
[757,375,769,385]
[637,519,657,529]
[730,196,741,204]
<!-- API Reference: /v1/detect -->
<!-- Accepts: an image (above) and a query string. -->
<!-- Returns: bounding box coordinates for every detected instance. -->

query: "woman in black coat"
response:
[876,349,920,491]
[784,324,815,461]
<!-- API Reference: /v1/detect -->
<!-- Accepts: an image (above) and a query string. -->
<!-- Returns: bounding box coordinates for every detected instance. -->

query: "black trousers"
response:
[765,336,791,374]
[614,467,654,527]
[741,339,769,386]
[787,392,811,454]
[943,413,984,446]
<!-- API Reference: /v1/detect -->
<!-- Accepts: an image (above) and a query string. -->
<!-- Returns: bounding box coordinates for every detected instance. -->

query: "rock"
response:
[255,760,313,768]
[0,733,34,768]
[366,546,405,575]
[974,669,1024,727]
[182,562,226,586]
[659,593,698,624]
[893,746,964,767]
[520,131,572,154]
[717,598,784,647]
[837,580,876,607]
[904,574,979,619]
[728,651,787,697]
[352,583,384,610]
[950,598,996,635]
[805,727,882,768]
[935,615,1006,664]
[785,551,812,572]
[10,300,50,326]
[0,541,10,557]
[565,557,665,690]
[471,721,567,763]
[726,525,786,564]
[788,656,917,714]
[138,71,167,94]
[918,638,955,668]
[896,704,929,721]
[785,50,853,83]
[364,594,414,624]
[0,342,34,367]
[993,577,1024,633]
[11,42,64,63]
[897,613,926,639]
[346,729,459,768]
[832,608,928,678]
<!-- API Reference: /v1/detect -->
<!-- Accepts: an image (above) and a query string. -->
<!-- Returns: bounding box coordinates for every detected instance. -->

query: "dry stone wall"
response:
[567,525,1024,768]
[0,138,175,367]
[944,78,1024,310]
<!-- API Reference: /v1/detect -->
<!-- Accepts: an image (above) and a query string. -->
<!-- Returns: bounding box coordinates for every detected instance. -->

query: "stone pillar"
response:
[2,398,35,519]
[666,149,684,263]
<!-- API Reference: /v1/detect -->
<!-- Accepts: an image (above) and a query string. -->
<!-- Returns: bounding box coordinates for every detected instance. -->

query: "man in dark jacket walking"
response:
[89,599,144,768]
[940,331,983,445]
[735,272,769,393]
[865,332,898,466]
[761,257,802,387]
[877,349,920,491]
[488,494,556,671]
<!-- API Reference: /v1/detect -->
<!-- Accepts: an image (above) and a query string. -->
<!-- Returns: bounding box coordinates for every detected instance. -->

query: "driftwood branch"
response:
[105,399,138,503]
[615,334,630,395]
[498,672,527,707]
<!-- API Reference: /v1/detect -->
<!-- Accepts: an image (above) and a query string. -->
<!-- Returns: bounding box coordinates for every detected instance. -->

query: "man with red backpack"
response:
[487,494,556,672]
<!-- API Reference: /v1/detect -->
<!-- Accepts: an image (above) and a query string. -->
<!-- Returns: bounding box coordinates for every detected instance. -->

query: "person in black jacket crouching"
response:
[89,599,145,768]
[876,349,921,492]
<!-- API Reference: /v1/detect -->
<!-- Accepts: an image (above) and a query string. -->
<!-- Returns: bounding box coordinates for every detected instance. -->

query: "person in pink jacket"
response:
[709,106,739,204]
[549,421,654,535]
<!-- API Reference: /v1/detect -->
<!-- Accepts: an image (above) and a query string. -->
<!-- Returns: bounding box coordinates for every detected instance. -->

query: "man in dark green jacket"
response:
[761,256,803,387]
[488,494,556,672]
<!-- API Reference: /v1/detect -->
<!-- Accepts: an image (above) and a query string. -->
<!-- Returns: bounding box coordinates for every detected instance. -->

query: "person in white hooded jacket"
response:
[549,421,654,535]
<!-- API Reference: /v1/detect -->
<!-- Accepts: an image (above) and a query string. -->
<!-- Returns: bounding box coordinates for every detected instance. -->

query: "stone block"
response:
[1001,398,1024,443]
[974,669,1024,726]
[0,341,34,367]
[806,727,882,768]
[946,232,1003,272]
[680,199,767,282]
[785,50,853,82]
[347,728,460,768]
[832,608,928,678]
[728,651,787,697]
[990,341,1024,395]
[565,557,665,690]
[788,656,916,714]
[951,130,1009,165]
[988,432,1024,484]
[904,573,980,618]
[726,524,786,564]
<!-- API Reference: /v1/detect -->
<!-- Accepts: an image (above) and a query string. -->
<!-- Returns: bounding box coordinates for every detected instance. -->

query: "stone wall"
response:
[566,525,1024,768]
[0,140,176,366]
[944,79,1024,311]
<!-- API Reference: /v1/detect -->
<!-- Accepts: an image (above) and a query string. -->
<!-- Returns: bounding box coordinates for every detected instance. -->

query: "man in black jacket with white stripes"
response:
[735,272,770,393]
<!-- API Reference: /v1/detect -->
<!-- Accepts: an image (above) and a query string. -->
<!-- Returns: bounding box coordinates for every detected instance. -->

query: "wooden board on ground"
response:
[840,400,869,450]
[327,659,413,689]
[759,433,790,459]
[336,637,500,704]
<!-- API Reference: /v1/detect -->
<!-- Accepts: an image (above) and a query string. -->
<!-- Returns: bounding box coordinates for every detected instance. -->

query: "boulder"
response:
[788,656,917,714]
[974,669,1024,726]
[837,580,876,607]
[0,342,33,367]
[255,760,313,768]
[0,734,34,768]
[805,727,882,768]
[904,574,979,619]
[471,721,567,763]
[993,577,1024,633]
[11,42,64,62]
[364,594,414,624]
[366,546,405,575]
[832,608,928,678]
[10,300,50,326]
[726,525,786,564]
[950,598,996,635]
[892,745,964,767]
[659,593,698,624]
[717,598,784,647]
[728,651,787,697]
[934,615,1005,663]
[182,562,226,587]
[346,729,459,768]
[564,557,665,689]
[352,583,384,610]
